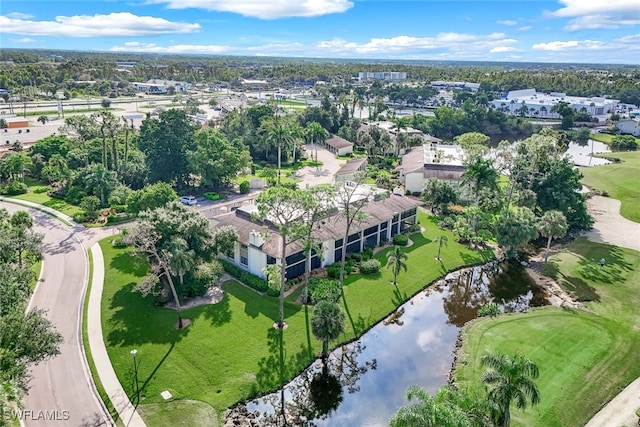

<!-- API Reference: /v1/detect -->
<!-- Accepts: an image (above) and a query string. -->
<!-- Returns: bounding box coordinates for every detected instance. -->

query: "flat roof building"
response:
[491,89,618,118]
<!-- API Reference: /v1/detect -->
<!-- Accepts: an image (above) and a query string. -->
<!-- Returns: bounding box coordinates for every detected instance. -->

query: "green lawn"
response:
[581,151,640,222]
[100,210,492,425]
[12,179,82,217]
[590,133,640,145]
[455,238,640,427]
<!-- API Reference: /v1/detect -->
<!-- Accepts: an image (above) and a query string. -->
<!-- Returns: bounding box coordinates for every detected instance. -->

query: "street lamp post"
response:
[130,349,139,404]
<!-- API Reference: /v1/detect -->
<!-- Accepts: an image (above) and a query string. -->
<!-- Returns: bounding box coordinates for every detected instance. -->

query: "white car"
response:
[180,196,197,206]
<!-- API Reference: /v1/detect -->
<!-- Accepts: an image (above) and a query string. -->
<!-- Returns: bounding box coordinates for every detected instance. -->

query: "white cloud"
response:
[110,41,230,54]
[10,37,36,43]
[6,12,34,19]
[518,25,533,31]
[532,40,608,51]
[549,0,640,30]
[490,46,519,53]
[0,12,200,37]
[146,0,353,19]
[497,20,518,26]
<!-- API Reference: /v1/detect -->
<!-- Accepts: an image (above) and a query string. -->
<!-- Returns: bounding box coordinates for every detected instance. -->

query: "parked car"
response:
[180,196,197,206]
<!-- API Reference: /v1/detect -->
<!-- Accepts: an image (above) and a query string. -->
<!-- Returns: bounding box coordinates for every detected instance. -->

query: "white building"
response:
[358,72,407,81]
[212,192,420,280]
[430,81,480,92]
[324,134,354,156]
[133,79,191,94]
[397,144,466,194]
[616,119,640,136]
[491,89,618,118]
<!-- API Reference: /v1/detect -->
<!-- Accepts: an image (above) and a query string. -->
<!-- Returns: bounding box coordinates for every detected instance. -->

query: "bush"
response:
[393,234,409,246]
[34,186,49,194]
[64,186,87,205]
[350,252,363,262]
[239,181,250,194]
[72,212,87,223]
[220,259,269,293]
[478,302,501,318]
[362,248,374,261]
[611,135,638,151]
[111,237,129,248]
[308,278,341,304]
[204,192,220,201]
[406,224,421,234]
[359,259,381,274]
[4,181,28,195]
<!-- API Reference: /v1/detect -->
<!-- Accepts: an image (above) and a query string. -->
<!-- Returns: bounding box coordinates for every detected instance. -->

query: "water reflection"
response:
[565,139,612,166]
[241,262,547,426]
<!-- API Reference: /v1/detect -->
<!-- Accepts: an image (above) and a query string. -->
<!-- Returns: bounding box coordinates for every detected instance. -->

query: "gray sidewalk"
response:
[88,244,146,427]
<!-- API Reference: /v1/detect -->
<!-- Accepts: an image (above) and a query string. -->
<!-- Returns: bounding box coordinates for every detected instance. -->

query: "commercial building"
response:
[358,72,407,82]
[133,80,191,94]
[616,119,640,136]
[430,81,480,92]
[491,89,618,118]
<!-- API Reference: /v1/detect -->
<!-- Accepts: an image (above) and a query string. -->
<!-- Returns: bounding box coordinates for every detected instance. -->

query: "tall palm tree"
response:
[481,353,541,427]
[287,121,305,166]
[461,158,499,232]
[85,163,116,206]
[386,246,408,289]
[168,238,196,286]
[305,121,329,167]
[311,301,345,358]
[266,122,293,185]
[537,210,568,264]
[434,235,448,260]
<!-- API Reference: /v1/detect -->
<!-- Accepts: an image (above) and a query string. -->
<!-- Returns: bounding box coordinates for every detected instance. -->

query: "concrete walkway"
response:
[584,195,640,427]
[88,245,146,427]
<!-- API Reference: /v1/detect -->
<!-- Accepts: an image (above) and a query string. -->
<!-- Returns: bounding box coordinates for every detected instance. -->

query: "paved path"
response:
[583,195,640,427]
[1,198,144,426]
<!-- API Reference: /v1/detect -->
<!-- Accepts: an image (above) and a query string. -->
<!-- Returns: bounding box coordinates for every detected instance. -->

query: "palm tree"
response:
[481,353,541,427]
[85,163,116,206]
[266,122,293,185]
[386,246,408,289]
[537,210,568,264]
[168,238,196,286]
[434,235,448,260]
[287,121,305,166]
[311,301,345,358]
[461,158,499,232]
[305,121,329,166]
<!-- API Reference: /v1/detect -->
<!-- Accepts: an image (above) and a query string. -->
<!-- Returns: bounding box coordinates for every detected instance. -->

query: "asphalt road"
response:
[1,202,111,427]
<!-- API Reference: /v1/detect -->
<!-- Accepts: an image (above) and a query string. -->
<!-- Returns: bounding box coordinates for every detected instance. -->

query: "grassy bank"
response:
[12,179,82,217]
[455,238,640,426]
[581,151,640,222]
[100,210,492,425]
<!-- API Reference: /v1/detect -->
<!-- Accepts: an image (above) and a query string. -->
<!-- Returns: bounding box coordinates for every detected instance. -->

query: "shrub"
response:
[478,302,501,318]
[4,181,28,195]
[611,135,638,151]
[407,224,421,234]
[308,278,341,304]
[34,187,49,194]
[393,234,409,246]
[327,263,342,279]
[111,237,129,248]
[64,186,86,205]
[204,192,220,201]
[362,248,374,261]
[350,252,363,262]
[219,259,269,293]
[72,212,87,223]
[359,259,381,274]
[239,181,250,194]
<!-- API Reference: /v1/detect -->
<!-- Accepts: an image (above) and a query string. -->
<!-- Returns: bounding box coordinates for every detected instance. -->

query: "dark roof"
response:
[423,164,466,181]
[211,195,422,258]
[326,134,353,150]
[398,146,424,174]
[336,157,367,175]
[423,134,443,143]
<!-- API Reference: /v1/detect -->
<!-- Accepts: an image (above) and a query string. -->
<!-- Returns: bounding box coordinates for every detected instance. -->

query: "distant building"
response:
[491,89,618,118]
[241,79,268,89]
[324,134,354,156]
[133,79,190,94]
[212,189,420,280]
[430,81,480,92]
[397,144,466,194]
[616,119,640,136]
[358,72,407,82]
[335,157,367,183]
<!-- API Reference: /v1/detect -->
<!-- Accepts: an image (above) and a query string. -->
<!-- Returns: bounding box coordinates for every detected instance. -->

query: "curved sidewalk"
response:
[88,244,146,427]
[584,195,640,427]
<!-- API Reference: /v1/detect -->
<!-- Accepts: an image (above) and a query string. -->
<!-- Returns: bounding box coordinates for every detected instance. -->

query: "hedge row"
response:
[219,259,272,295]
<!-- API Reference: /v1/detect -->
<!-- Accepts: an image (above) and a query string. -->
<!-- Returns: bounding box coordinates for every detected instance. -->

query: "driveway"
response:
[293,144,344,188]
[1,202,113,426]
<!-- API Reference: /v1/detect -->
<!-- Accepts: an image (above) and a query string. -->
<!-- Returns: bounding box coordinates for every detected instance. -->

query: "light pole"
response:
[130,349,139,404]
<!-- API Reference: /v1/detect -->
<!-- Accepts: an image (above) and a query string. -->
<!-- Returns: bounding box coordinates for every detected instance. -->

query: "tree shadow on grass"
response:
[197,290,232,327]
[110,252,148,276]
[224,280,302,323]
[574,245,634,286]
[391,286,408,307]
[107,282,191,346]
[556,275,601,302]
[340,291,366,337]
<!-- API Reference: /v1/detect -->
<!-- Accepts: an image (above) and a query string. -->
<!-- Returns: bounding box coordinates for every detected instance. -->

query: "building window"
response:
[347,232,360,243]
[240,244,248,266]
[335,238,344,248]
[267,255,276,265]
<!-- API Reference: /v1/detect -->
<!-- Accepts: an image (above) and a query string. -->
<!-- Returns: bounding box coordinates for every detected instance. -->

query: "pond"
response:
[565,139,612,167]
[239,262,549,426]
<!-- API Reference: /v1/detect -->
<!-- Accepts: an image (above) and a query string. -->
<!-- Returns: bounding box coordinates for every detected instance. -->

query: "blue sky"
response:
[1,0,639,64]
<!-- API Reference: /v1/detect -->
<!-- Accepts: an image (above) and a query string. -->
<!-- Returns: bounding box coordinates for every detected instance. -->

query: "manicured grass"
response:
[137,400,218,427]
[590,132,640,145]
[30,259,42,292]
[12,179,82,217]
[455,238,640,427]
[581,151,640,222]
[100,210,492,425]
